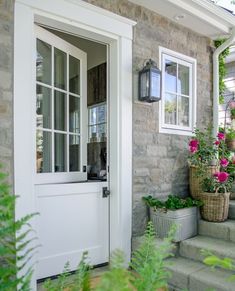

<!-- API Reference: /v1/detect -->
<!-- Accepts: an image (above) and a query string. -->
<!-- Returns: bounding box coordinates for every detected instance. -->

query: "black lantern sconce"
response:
[138,59,161,103]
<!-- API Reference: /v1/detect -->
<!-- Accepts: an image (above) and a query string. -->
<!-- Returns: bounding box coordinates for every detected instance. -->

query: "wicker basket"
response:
[189,165,219,200]
[199,190,230,222]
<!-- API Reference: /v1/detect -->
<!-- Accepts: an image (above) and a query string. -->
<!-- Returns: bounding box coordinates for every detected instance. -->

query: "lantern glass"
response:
[139,59,161,103]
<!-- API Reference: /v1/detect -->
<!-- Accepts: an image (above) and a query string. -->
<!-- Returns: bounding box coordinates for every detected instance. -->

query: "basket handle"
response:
[215,185,227,195]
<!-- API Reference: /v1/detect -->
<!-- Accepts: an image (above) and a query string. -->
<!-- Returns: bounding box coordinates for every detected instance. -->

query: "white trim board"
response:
[14,1,135,289]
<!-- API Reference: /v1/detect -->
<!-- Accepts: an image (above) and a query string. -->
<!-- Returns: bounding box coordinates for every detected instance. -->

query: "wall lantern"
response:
[138,59,161,103]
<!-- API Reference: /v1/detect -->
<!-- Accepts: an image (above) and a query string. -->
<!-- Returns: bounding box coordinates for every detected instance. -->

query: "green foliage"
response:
[95,250,130,291]
[0,167,37,291]
[44,252,91,291]
[43,221,175,291]
[143,195,202,210]
[188,127,217,168]
[226,128,235,140]
[130,221,175,291]
[214,39,230,104]
[202,176,233,193]
[202,250,235,282]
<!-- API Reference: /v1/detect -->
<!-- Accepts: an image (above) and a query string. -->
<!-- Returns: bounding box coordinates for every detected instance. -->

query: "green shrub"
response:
[0,168,37,291]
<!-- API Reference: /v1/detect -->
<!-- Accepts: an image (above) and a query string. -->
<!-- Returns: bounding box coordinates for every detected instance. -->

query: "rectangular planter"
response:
[150,207,198,242]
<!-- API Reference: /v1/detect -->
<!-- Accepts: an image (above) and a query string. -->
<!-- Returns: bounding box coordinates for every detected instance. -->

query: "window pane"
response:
[36,130,52,173]
[54,91,66,131]
[69,135,80,172]
[178,96,189,127]
[69,96,80,133]
[36,39,51,85]
[89,107,97,126]
[164,93,177,125]
[89,125,97,141]
[178,64,189,95]
[97,105,106,124]
[36,85,51,129]
[165,60,177,93]
[54,48,67,90]
[69,55,80,95]
[54,133,67,172]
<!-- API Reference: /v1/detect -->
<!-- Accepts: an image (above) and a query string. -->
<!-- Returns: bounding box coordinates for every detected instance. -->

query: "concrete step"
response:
[229,201,235,219]
[179,236,235,263]
[199,219,235,242]
[167,257,235,291]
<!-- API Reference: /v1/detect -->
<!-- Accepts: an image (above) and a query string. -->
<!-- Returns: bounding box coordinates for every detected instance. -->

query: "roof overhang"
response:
[129,0,235,38]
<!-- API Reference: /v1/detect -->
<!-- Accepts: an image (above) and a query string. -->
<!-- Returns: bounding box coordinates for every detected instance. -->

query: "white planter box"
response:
[150,207,198,242]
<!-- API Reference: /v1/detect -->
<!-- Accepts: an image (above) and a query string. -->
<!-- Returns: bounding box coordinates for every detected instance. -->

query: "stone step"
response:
[167,257,235,291]
[198,219,235,242]
[179,236,235,263]
[229,201,235,219]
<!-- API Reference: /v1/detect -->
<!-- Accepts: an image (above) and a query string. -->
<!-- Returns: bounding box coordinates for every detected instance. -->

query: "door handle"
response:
[102,187,110,198]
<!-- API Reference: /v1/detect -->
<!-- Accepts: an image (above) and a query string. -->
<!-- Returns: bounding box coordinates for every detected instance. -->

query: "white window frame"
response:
[159,47,197,136]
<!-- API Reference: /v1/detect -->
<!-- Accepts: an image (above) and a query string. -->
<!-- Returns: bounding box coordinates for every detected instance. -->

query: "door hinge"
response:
[102,187,110,198]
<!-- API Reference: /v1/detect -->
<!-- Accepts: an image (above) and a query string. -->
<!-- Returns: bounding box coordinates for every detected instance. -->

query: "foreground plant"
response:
[0,168,37,291]
[43,221,175,291]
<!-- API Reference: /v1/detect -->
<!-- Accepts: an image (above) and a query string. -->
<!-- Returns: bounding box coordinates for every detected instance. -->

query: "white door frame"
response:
[14,0,135,289]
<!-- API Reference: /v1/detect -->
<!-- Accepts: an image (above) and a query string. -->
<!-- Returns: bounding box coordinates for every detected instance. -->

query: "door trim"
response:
[14,0,135,289]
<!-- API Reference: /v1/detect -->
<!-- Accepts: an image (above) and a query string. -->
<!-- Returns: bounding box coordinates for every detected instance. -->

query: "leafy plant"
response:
[43,221,175,291]
[130,221,175,291]
[43,252,91,291]
[143,195,202,210]
[214,39,230,104]
[95,250,130,291]
[202,250,235,282]
[226,128,235,141]
[0,167,37,291]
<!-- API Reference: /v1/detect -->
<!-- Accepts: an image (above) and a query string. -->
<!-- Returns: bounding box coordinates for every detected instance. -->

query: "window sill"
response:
[159,127,193,136]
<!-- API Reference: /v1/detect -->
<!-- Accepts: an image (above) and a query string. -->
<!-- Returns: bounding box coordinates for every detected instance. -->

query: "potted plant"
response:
[200,169,233,222]
[143,195,202,242]
[225,128,235,151]
[188,128,219,200]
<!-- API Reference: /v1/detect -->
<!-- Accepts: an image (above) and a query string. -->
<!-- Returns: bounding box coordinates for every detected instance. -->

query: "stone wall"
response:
[83,0,213,236]
[0,0,14,183]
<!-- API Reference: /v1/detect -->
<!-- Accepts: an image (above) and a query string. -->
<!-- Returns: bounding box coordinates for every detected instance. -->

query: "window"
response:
[159,47,196,135]
[35,25,87,184]
[88,103,107,142]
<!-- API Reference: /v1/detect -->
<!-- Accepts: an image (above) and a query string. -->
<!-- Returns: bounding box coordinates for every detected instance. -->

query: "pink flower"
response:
[229,101,235,109]
[217,132,225,141]
[214,140,220,146]
[189,146,198,153]
[220,158,229,168]
[189,139,199,147]
[215,172,229,183]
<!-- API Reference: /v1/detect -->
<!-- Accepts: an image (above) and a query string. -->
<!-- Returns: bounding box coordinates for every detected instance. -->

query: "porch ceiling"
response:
[129,0,235,38]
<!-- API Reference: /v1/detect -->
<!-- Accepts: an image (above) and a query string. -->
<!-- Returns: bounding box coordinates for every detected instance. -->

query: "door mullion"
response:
[67,53,69,173]
[52,46,55,173]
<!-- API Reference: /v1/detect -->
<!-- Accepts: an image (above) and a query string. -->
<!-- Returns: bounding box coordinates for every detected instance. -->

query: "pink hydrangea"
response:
[189,139,199,147]
[189,146,198,153]
[217,132,225,141]
[229,101,235,109]
[214,172,229,183]
[220,158,229,168]
[214,140,220,146]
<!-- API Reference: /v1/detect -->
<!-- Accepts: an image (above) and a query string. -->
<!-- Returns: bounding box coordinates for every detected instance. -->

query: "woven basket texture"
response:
[200,191,230,222]
[189,165,219,200]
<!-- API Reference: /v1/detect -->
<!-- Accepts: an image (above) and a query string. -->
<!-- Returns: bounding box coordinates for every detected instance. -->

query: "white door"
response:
[34,25,109,280]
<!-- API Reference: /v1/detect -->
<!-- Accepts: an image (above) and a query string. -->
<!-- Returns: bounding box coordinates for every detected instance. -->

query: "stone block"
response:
[198,220,230,241]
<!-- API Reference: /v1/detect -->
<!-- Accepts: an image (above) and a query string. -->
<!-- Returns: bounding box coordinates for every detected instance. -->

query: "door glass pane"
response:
[36,130,52,173]
[69,55,80,95]
[178,96,189,126]
[165,60,177,93]
[54,133,66,172]
[69,135,80,172]
[54,91,66,131]
[54,48,67,90]
[36,85,51,129]
[164,93,177,125]
[36,39,51,85]
[178,64,189,95]
[69,96,80,133]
